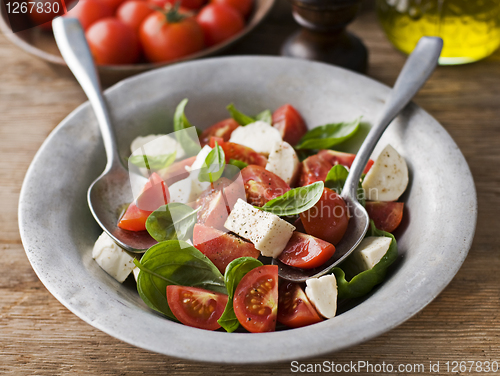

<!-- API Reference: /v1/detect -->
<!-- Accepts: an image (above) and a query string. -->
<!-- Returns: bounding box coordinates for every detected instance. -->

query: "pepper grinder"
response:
[282,0,368,73]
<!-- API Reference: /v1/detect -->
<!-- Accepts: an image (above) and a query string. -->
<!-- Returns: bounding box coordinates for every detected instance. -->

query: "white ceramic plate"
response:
[18,57,477,363]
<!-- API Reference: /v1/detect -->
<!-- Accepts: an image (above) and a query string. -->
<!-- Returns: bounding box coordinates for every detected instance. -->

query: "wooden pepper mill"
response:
[282,0,368,73]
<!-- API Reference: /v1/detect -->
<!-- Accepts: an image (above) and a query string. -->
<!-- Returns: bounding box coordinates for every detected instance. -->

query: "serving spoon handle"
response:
[342,36,443,199]
[52,17,121,173]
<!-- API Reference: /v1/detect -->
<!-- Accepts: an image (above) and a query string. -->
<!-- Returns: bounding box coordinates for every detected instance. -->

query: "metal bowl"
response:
[0,0,275,85]
[18,56,477,363]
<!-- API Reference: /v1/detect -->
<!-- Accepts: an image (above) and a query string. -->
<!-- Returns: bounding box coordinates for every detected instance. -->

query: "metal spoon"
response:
[53,17,156,253]
[276,36,443,282]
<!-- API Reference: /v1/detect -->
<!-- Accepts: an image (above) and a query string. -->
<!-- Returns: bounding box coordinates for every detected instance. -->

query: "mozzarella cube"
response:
[92,232,136,283]
[351,236,392,271]
[168,145,213,203]
[305,275,338,319]
[224,199,295,258]
[265,141,300,185]
[130,134,185,160]
[132,266,140,282]
[362,144,408,201]
[229,121,282,155]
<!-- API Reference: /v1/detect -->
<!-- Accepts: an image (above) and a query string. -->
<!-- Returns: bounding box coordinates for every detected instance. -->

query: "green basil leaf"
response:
[218,257,263,332]
[255,109,272,124]
[325,165,366,206]
[324,164,349,193]
[295,118,361,150]
[259,181,324,216]
[145,203,198,242]
[198,142,225,183]
[135,240,227,319]
[228,159,248,170]
[331,221,398,300]
[173,99,201,155]
[227,103,256,125]
[128,151,177,171]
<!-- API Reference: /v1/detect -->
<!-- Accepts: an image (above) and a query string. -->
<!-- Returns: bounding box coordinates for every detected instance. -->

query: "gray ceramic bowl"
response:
[18,56,477,363]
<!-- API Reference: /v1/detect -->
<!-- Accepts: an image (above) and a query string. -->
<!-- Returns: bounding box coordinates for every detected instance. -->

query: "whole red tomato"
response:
[64,0,114,30]
[139,10,205,63]
[116,0,154,32]
[210,0,253,18]
[29,0,66,30]
[196,4,244,46]
[86,18,141,65]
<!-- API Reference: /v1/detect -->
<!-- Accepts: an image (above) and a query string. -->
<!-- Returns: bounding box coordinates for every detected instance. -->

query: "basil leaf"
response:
[295,118,361,150]
[173,99,201,155]
[255,109,272,124]
[259,181,324,216]
[325,164,349,193]
[331,221,398,300]
[198,142,225,183]
[325,165,366,206]
[227,103,256,125]
[218,257,263,332]
[135,240,227,319]
[146,203,198,242]
[128,151,177,171]
[228,159,248,170]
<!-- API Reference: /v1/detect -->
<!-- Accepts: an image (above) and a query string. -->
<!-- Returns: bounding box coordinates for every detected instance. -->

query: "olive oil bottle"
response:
[377,0,500,64]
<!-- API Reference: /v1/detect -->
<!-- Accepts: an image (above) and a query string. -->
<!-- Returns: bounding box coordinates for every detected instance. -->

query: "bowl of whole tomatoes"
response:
[0,0,274,84]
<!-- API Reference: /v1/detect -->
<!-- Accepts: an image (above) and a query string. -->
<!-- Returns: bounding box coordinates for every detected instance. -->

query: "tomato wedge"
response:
[365,201,404,233]
[118,173,169,231]
[278,282,322,328]
[233,265,278,333]
[300,188,349,245]
[272,104,308,147]
[193,224,260,273]
[209,137,267,167]
[241,165,290,207]
[299,154,332,186]
[167,286,228,331]
[317,150,374,174]
[278,232,336,269]
[195,177,246,231]
[199,118,240,147]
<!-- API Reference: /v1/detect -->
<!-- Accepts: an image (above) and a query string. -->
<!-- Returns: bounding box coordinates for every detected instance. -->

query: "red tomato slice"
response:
[135,172,170,212]
[195,177,246,231]
[233,265,278,333]
[199,118,240,147]
[300,188,349,245]
[193,224,260,273]
[209,137,267,167]
[299,154,331,186]
[272,104,308,147]
[118,173,169,231]
[167,285,228,330]
[317,150,374,174]
[160,156,196,186]
[365,201,404,233]
[278,282,322,328]
[278,232,336,269]
[241,165,290,207]
[117,202,150,231]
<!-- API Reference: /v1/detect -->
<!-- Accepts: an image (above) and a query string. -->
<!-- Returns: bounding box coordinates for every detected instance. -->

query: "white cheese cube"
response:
[132,266,140,282]
[229,121,282,155]
[130,134,185,160]
[351,236,392,271]
[305,275,338,319]
[92,232,136,283]
[265,141,300,185]
[362,144,408,201]
[190,145,213,172]
[168,177,209,204]
[224,199,295,258]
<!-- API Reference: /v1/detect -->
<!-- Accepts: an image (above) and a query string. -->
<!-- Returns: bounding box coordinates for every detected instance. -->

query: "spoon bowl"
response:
[276,36,443,282]
[53,17,154,253]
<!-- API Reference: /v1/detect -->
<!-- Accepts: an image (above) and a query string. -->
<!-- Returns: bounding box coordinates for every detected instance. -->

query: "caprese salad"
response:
[92,100,407,332]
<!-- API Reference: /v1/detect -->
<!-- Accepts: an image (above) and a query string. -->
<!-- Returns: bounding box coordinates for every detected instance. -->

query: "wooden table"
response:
[1,1,499,374]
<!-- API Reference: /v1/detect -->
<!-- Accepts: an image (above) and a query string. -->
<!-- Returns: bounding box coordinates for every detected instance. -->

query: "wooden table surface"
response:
[1,1,500,375]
